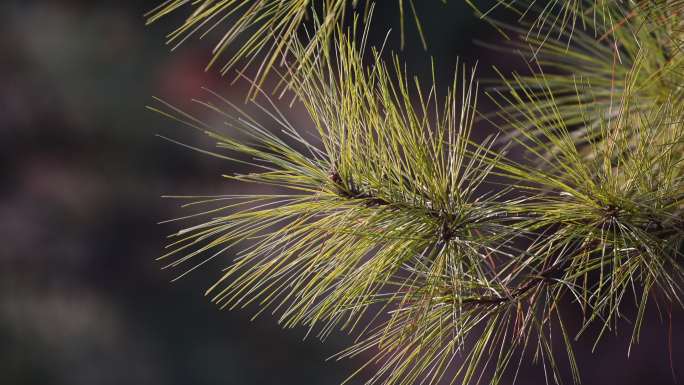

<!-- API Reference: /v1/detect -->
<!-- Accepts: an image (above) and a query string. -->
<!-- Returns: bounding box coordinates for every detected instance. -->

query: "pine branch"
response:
[148,2,684,385]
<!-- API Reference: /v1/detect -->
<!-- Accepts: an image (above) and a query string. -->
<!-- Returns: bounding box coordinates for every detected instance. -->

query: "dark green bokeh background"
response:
[1,1,681,384]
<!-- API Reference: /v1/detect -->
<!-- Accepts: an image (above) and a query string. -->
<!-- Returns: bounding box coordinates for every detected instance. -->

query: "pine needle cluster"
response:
[146,0,426,95]
[148,1,684,384]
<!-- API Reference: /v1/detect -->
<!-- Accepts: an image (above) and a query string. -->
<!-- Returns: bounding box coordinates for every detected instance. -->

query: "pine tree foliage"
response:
[482,1,684,46]
[488,1,684,149]
[149,1,684,385]
[146,0,427,96]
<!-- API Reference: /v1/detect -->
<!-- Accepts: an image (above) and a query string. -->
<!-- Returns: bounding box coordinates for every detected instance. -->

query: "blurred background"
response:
[0,1,681,384]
